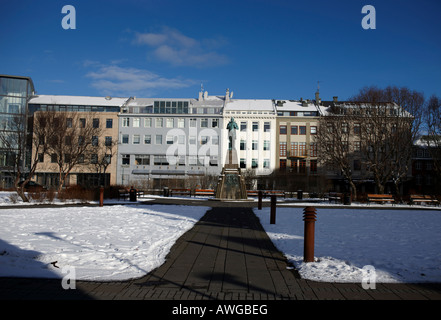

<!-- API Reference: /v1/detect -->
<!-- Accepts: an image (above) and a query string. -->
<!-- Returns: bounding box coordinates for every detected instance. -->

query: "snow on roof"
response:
[275,100,318,112]
[28,95,129,106]
[224,99,275,111]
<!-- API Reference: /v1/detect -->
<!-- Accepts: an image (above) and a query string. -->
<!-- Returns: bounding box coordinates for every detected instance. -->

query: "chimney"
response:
[204,91,208,99]
[225,88,230,102]
[333,96,338,102]
[199,90,203,101]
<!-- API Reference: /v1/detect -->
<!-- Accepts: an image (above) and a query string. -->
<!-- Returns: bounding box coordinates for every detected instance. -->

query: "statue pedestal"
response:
[214,149,248,200]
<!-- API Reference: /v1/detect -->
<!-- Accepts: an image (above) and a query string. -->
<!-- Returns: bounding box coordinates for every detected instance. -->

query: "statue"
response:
[226,117,238,150]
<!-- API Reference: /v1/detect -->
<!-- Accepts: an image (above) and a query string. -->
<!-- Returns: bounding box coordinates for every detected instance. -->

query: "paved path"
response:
[1,205,441,300]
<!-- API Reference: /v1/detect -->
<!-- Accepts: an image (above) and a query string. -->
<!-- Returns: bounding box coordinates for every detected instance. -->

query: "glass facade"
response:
[0,75,35,187]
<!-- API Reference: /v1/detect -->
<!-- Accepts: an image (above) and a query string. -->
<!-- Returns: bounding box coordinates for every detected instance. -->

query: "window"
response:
[354,141,361,152]
[240,158,246,169]
[201,118,208,128]
[189,136,196,145]
[252,159,258,169]
[91,154,98,164]
[299,126,306,135]
[200,136,209,145]
[240,122,247,131]
[280,159,287,170]
[144,118,151,127]
[155,118,163,128]
[65,136,72,145]
[252,140,258,150]
[299,142,306,156]
[133,135,140,144]
[212,119,218,128]
[38,153,44,163]
[122,117,129,127]
[178,135,185,144]
[105,136,112,146]
[93,118,99,128]
[166,118,174,128]
[154,155,168,166]
[310,160,318,173]
[212,136,219,145]
[354,123,361,135]
[79,118,86,128]
[177,118,185,128]
[240,140,246,150]
[106,119,113,128]
[135,155,150,165]
[78,136,85,146]
[51,153,58,163]
[263,140,270,151]
[92,136,99,146]
[299,159,306,173]
[310,126,317,135]
[122,134,129,144]
[190,118,197,127]
[122,154,130,165]
[166,135,174,144]
[310,143,317,157]
[264,122,270,132]
[252,122,258,131]
[291,142,298,156]
[279,142,287,157]
[280,125,287,134]
[66,118,72,128]
[353,159,361,171]
[133,118,140,128]
[155,135,162,144]
[144,135,151,144]
[263,159,270,168]
[342,123,348,133]
[291,126,298,135]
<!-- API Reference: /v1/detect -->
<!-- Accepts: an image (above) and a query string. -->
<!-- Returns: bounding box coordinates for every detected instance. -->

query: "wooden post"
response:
[99,187,104,207]
[303,207,317,262]
[270,195,276,224]
[258,190,263,210]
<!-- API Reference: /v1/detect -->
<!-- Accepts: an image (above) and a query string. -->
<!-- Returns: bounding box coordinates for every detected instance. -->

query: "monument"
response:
[214,117,248,200]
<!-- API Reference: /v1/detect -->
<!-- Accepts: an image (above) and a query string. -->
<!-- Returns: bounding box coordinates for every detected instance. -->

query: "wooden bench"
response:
[265,190,286,198]
[194,189,215,196]
[367,194,395,205]
[247,190,259,197]
[170,188,191,196]
[327,192,342,203]
[410,195,440,206]
[118,189,129,201]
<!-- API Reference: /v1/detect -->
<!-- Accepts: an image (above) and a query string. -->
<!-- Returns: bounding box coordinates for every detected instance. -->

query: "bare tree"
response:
[350,86,424,197]
[316,112,359,199]
[0,114,46,202]
[36,111,102,193]
[90,135,118,187]
[424,95,441,184]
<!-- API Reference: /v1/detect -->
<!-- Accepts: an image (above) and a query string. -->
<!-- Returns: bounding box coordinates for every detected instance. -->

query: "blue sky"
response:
[1,0,440,101]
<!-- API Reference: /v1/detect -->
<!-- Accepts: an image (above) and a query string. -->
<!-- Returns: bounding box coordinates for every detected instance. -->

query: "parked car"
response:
[18,181,46,192]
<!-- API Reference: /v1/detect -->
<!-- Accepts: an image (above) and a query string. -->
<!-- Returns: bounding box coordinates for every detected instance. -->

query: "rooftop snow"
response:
[29,95,129,106]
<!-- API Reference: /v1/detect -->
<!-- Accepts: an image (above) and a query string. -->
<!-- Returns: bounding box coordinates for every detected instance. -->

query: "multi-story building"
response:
[116,92,224,188]
[27,95,127,187]
[0,75,35,188]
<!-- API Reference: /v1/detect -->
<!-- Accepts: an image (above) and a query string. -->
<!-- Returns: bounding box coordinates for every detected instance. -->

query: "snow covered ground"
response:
[0,202,209,281]
[254,206,441,283]
[1,191,440,283]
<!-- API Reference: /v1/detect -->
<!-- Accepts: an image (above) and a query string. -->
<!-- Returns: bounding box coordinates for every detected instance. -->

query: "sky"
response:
[1,0,440,101]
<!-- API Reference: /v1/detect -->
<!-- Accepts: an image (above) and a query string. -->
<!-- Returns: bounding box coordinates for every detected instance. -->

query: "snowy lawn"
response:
[255,207,441,283]
[0,204,209,281]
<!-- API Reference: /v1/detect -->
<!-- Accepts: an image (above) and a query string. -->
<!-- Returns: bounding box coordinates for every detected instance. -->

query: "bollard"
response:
[99,187,104,207]
[303,206,317,263]
[270,195,276,224]
[258,190,263,210]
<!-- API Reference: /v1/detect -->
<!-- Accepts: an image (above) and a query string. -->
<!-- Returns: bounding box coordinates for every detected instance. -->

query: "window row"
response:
[239,158,271,169]
[121,117,219,129]
[43,153,111,164]
[66,118,114,129]
[121,154,219,167]
[279,159,318,173]
[239,121,271,132]
[121,134,219,145]
[279,125,316,135]
[239,140,271,151]
[279,142,317,157]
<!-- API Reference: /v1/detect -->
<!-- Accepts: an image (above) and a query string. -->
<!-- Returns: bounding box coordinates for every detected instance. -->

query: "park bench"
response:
[265,190,286,198]
[118,188,129,201]
[170,188,192,196]
[410,195,440,206]
[327,192,342,203]
[194,189,215,196]
[367,194,395,205]
[247,190,259,197]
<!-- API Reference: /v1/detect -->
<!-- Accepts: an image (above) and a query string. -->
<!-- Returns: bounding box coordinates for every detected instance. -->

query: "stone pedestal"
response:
[214,149,248,200]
